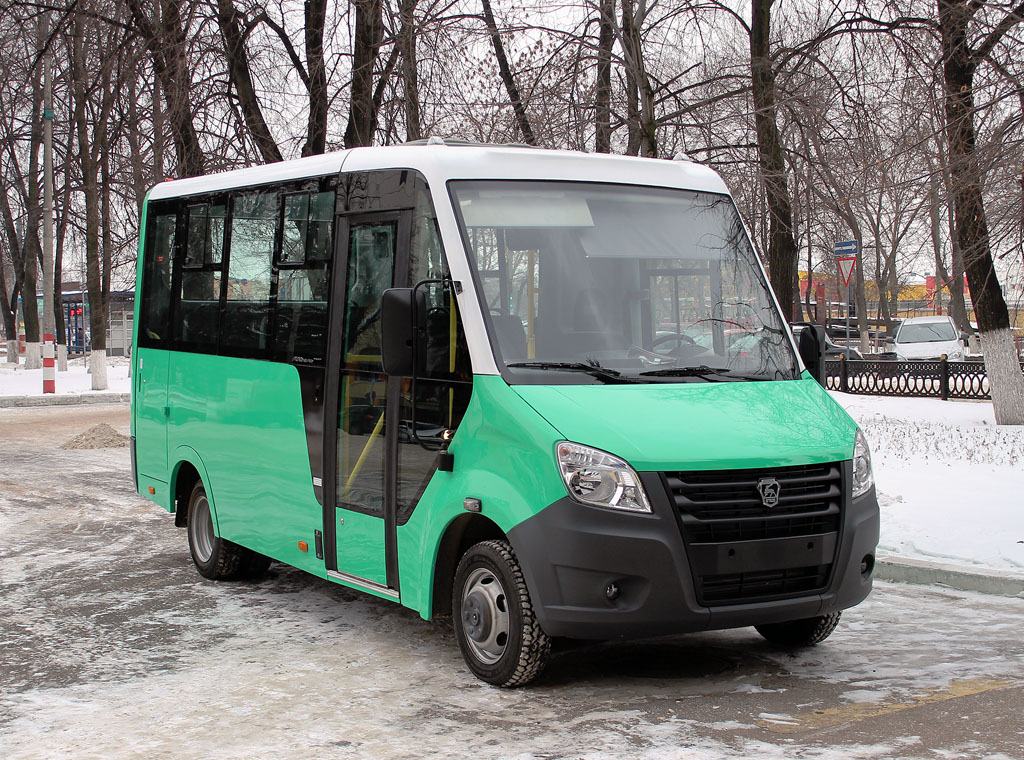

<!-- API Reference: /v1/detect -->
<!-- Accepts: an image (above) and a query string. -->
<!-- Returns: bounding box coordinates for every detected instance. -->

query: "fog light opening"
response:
[860,554,875,577]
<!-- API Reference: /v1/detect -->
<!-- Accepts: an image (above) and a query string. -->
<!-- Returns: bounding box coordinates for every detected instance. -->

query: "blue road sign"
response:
[834,240,858,255]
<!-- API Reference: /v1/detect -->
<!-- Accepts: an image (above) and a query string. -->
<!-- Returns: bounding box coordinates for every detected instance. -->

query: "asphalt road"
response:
[1,404,1022,759]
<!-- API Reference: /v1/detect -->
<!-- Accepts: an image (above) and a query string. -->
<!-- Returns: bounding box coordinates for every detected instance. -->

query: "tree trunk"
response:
[20,41,44,367]
[481,0,536,145]
[302,0,329,155]
[55,155,72,366]
[938,0,1024,424]
[127,0,206,177]
[594,0,614,153]
[398,0,421,142]
[153,72,165,179]
[620,0,655,156]
[938,160,970,330]
[345,0,383,149]
[345,0,384,148]
[217,0,284,164]
[749,0,799,322]
[0,189,23,364]
[71,18,107,389]
[0,251,17,364]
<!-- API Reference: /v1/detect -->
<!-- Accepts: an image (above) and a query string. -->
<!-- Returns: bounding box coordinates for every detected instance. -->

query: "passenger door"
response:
[324,212,410,593]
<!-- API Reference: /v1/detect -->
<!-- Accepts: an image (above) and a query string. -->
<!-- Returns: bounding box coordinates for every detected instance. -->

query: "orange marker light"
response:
[298,541,309,552]
[147,487,155,495]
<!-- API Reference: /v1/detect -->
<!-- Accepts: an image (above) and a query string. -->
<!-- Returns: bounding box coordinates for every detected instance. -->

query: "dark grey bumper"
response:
[508,470,879,640]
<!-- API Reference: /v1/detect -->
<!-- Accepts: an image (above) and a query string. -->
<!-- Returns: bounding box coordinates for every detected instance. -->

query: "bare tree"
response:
[937,0,1024,423]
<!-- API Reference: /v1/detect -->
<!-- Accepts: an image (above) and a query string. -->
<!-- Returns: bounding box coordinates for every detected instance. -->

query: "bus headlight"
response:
[556,442,651,513]
[852,429,874,498]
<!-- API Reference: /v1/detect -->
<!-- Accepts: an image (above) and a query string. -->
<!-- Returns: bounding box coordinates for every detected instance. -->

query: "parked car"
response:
[893,315,966,361]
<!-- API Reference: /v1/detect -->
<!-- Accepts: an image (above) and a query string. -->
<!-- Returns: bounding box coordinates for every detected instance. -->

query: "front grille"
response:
[667,462,839,519]
[665,462,844,606]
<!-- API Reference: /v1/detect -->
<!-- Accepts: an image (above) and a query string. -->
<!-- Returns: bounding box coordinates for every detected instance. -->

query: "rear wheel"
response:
[186,481,247,580]
[755,612,842,647]
[453,540,551,687]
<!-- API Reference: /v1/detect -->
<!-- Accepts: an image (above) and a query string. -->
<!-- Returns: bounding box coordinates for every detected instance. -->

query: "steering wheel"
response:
[652,332,698,351]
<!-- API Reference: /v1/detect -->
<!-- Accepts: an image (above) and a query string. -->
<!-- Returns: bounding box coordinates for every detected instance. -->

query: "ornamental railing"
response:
[823,357,1024,401]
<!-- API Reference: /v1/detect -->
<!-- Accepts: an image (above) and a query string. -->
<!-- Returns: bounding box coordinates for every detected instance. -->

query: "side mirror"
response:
[794,322,826,385]
[381,287,426,376]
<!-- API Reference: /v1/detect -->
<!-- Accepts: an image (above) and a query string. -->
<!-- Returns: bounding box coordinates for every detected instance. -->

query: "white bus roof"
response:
[146,143,730,201]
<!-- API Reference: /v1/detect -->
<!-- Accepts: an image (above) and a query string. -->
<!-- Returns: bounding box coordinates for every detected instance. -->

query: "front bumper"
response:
[508,467,879,640]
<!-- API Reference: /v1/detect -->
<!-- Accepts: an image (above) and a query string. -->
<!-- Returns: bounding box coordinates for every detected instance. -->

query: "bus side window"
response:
[176,203,225,349]
[223,191,276,356]
[275,190,334,363]
[140,211,176,343]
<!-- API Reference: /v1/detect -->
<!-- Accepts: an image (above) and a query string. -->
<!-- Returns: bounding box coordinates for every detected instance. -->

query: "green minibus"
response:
[131,142,879,686]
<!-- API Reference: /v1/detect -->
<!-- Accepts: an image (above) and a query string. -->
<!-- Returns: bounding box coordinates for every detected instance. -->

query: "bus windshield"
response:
[451,181,798,383]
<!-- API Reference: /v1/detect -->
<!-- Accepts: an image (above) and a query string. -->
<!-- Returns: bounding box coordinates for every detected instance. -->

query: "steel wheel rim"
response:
[460,567,510,665]
[191,494,214,563]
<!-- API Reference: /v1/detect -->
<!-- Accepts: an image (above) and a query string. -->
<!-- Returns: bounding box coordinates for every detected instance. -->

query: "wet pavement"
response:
[1,404,1022,759]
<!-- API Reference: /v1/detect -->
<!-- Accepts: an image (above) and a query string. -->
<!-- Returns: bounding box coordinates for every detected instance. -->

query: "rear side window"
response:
[140,211,176,343]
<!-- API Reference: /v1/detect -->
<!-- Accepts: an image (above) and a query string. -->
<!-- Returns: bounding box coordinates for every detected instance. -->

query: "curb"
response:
[875,555,1024,597]
[0,393,131,408]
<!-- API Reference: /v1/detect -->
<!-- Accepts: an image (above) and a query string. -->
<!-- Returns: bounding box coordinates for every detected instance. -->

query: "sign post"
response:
[835,241,859,354]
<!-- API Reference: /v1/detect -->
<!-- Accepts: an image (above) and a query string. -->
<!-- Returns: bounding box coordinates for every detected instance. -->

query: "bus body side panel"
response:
[395,375,567,619]
[134,346,171,494]
[130,195,150,496]
[166,352,327,578]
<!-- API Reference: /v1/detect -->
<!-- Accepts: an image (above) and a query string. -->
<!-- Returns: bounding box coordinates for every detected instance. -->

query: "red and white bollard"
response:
[43,332,55,393]
[18,325,26,355]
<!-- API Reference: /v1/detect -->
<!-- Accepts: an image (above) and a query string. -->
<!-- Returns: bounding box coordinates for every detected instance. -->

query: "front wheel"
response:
[453,540,551,687]
[755,612,842,647]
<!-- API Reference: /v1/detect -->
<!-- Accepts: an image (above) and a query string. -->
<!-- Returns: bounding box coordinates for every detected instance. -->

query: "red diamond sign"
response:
[837,256,857,287]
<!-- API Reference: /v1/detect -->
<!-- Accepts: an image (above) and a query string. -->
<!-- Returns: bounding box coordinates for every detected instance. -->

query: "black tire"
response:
[453,540,551,687]
[755,612,842,647]
[185,481,247,580]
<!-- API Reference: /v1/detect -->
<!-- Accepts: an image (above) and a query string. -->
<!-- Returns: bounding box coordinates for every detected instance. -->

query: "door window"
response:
[337,221,396,515]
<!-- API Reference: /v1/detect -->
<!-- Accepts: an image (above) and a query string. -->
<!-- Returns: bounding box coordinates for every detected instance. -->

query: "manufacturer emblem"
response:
[757,477,781,508]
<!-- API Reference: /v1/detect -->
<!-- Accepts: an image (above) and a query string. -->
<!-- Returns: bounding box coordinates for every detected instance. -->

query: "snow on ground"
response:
[830,392,1024,573]
[0,355,131,396]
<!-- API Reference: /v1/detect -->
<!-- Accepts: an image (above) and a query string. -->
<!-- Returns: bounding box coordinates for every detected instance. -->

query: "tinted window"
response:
[177,203,226,348]
[223,191,277,355]
[140,212,176,343]
[275,190,334,364]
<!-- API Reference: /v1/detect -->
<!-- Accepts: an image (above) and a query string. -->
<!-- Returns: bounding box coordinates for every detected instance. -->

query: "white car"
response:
[893,316,965,361]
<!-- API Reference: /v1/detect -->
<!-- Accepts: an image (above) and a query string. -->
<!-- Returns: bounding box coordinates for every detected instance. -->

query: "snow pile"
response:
[831,392,1024,573]
[0,356,131,397]
[60,423,131,449]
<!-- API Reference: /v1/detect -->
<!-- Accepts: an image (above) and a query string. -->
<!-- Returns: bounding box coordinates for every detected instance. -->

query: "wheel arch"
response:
[170,447,214,530]
[430,513,507,618]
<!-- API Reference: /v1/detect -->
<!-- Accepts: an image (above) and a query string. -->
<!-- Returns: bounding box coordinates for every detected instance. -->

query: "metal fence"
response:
[824,357,1024,401]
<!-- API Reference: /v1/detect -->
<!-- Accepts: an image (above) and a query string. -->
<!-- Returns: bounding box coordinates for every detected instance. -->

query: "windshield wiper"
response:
[506,361,636,384]
[638,365,769,381]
